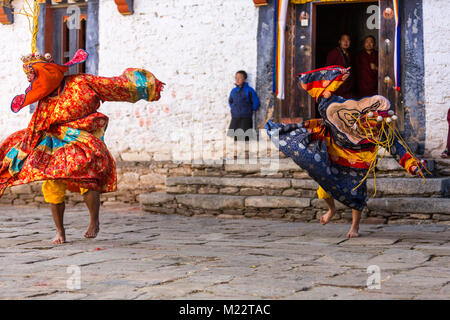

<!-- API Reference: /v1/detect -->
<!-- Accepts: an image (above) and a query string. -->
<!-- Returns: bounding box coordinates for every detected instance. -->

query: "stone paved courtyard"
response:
[0,204,449,300]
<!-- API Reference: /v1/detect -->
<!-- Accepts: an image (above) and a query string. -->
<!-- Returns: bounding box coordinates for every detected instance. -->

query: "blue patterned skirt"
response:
[265,120,368,210]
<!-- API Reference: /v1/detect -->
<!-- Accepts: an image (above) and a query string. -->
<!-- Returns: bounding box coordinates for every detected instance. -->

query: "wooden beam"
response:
[296,2,313,119]
[0,0,13,25]
[114,0,133,15]
[253,0,268,6]
[44,3,54,55]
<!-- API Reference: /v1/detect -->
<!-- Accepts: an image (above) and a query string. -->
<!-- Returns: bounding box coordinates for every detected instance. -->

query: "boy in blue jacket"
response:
[227,70,260,139]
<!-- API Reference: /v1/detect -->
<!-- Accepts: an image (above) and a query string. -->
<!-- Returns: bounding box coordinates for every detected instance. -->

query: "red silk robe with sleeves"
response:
[0,68,163,196]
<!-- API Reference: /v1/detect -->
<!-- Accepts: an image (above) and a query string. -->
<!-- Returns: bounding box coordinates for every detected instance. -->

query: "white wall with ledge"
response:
[423,0,450,157]
[1,0,449,161]
[97,0,259,162]
[0,0,34,140]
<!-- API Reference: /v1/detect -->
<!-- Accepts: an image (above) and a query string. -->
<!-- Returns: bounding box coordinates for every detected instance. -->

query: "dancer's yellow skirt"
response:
[42,180,89,204]
[317,186,331,199]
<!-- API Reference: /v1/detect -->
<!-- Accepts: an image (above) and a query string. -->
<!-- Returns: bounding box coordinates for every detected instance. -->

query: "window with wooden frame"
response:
[43,1,88,75]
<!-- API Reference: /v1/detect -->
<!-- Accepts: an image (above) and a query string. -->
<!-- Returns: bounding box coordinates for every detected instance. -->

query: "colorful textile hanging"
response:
[273,0,289,100]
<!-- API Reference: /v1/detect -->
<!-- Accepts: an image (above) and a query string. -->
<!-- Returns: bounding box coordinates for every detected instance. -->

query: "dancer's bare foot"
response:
[347,209,361,238]
[346,227,360,238]
[83,222,100,238]
[51,202,66,244]
[52,229,66,245]
[83,190,100,239]
[320,209,336,225]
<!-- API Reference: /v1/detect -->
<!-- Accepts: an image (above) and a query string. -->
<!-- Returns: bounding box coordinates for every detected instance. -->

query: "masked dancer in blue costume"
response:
[258,66,428,238]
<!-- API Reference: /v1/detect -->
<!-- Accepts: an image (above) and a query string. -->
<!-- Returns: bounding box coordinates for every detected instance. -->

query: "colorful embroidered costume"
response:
[265,66,426,211]
[0,49,164,200]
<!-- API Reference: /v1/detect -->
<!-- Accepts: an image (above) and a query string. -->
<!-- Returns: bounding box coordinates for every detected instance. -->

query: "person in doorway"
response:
[326,34,355,99]
[227,70,260,140]
[356,35,378,98]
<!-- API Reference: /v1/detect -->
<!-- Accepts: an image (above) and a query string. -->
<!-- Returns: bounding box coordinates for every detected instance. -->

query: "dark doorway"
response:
[281,1,380,123]
[280,1,399,125]
[313,1,378,115]
[38,1,99,76]
[315,2,378,70]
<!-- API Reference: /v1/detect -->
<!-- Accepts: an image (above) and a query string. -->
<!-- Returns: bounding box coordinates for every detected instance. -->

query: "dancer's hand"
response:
[411,165,425,176]
[322,90,332,98]
[341,67,351,81]
[27,72,36,83]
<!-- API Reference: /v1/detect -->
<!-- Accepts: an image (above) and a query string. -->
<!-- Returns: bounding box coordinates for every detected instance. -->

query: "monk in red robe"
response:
[326,34,355,99]
[356,35,378,98]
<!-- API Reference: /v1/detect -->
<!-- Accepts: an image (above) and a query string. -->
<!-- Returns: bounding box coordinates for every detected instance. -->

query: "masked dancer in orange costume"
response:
[0,48,163,244]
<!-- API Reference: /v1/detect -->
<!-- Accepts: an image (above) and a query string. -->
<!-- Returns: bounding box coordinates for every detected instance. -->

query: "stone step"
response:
[222,156,445,177]
[436,159,450,176]
[139,192,450,223]
[139,192,313,220]
[185,157,447,179]
[367,198,450,215]
[139,193,310,210]
[367,177,450,197]
[165,176,450,198]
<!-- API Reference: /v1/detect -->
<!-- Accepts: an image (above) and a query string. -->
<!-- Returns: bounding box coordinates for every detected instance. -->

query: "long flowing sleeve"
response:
[389,134,425,175]
[83,68,164,103]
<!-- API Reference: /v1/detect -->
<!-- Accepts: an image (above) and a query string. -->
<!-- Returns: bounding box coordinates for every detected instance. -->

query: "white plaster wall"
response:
[2,1,449,161]
[0,0,34,140]
[423,0,450,157]
[0,0,259,162]
[97,0,259,161]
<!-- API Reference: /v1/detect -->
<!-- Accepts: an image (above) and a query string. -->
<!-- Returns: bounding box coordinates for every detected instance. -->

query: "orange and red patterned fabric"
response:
[304,119,376,169]
[12,63,68,113]
[298,65,346,101]
[0,67,164,197]
[13,49,90,113]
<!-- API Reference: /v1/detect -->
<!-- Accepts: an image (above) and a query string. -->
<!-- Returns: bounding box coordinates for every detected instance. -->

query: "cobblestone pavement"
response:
[0,204,449,300]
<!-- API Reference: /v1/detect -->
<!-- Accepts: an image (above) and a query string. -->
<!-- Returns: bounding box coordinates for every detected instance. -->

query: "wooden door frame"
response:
[378,0,403,130]
[38,1,99,75]
[48,3,88,74]
[279,0,401,128]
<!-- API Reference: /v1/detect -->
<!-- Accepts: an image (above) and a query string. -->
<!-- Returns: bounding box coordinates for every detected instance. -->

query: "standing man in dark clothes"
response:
[326,34,355,99]
[227,70,260,140]
[356,35,378,98]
